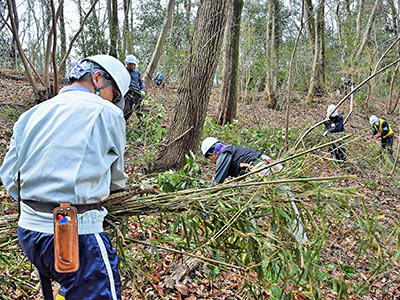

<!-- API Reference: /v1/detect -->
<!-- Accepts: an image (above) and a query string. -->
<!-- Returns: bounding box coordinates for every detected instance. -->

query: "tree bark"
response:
[123,0,132,55]
[184,0,191,41]
[59,0,67,76]
[50,0,59,95]
[10,0,18,68]
[304,0,315,55]
[216,0,243,125]
[305,0,325,106]
[354,0,379,59]
[108,0,119,57]
[144,0,175,90]
[154,0,231,172]
[264,0,280,109]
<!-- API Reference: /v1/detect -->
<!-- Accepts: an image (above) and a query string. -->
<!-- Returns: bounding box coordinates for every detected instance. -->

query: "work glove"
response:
[140,90,145,97]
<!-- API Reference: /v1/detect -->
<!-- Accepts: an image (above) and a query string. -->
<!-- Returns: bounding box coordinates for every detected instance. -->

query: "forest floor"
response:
[0,69,399,300]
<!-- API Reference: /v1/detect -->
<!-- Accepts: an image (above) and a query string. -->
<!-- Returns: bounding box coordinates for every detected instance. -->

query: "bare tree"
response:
[353,0,379,59]
[59,0,66,76]
[144,0,175,90]
[154,0,231,172]
[216,0,243,125]
[123,0,132,55]
[305,0,325,106]
[304,0,315,54]
[107,0,119,57]
[264,0,280,109]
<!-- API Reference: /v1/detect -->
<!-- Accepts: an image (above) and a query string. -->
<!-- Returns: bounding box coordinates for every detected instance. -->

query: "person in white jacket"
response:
[0,55,130,300]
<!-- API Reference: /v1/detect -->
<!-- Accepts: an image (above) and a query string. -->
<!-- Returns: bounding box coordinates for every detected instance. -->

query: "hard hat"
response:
[327,104,339,117]
[125,54,138,67]
[83,55,130,110]
[201,137,219,156]
[369,115,379,125]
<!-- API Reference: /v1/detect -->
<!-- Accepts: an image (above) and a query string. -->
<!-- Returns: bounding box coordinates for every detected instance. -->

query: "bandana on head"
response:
[208,142,227,157]
[66,60,106,81]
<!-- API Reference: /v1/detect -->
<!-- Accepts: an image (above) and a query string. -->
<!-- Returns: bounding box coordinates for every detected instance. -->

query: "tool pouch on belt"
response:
[53,202,79,273]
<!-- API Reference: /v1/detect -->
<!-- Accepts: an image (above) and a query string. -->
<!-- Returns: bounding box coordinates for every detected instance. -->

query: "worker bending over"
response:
[369,115,394,156]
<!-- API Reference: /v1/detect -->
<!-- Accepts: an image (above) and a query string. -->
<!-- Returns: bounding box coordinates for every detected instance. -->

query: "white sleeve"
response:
[109,115,128,191]
[0,130,19,199]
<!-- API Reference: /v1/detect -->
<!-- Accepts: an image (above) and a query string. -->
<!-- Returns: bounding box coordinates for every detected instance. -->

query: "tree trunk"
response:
[50,0,59,95]
[216,0,243,125]
[10,0,18,68]
[356,0,364,39]
[59,0,66,76]
[305,0,325,106]
[108,0,119,57]
[304,0,315,55]
[123,0,132,55]
[144,0,175,90]
[154,0,231,172]
[264,0,280,109]
[354,0,379,59]
[184,0,191,41]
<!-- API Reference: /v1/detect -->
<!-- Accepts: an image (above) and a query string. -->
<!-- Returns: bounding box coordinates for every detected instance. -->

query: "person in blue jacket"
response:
[201,137,275,184]
[124,54,145,120]
[154,73,166,86]
[0,55,130,300]
[200,137,308,244]
[323,104,346,162]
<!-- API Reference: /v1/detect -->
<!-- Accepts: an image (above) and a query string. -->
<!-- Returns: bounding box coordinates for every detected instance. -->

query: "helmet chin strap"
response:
[90,63,113,95]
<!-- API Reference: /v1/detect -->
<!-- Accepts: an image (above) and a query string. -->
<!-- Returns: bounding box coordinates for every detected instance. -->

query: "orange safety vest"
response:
[373,118,393,138]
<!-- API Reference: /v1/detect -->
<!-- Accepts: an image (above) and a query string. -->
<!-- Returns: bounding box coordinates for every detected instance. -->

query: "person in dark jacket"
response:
[124,54,145,121]
[369,115,394,156]
[200,137,308,244]
[201,137,275,184]
[323,104,346,162]
[154,73,166,86]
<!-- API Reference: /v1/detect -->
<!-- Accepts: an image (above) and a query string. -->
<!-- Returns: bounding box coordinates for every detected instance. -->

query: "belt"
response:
[22,200,101,214]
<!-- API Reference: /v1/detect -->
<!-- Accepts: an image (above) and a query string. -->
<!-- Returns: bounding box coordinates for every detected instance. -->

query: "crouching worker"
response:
[323,104,346,163]
[0,55,130,300]
[201,137,308,244]
[369,115,394,156]
[124,54,145,121]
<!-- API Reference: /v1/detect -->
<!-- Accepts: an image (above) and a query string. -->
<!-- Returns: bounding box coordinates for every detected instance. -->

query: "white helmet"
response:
[83,55,130,110]
[125,54,138,67]
[369,115,379,125]
[201,137,219,156]
[327,104,339,117]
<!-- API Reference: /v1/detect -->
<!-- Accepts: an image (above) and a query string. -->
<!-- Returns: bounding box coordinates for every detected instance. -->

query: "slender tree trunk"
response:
[144,0,175,90]
[10,0,18,68]
[154,0,231,172]
[356,0,364,39]
[108,0,119,57]
[304,0,315,55]
[50,0,59,95]
[305,0,325,106]
[354,0,379,59]
[264,0,280,109]
[216,0,243,125]
[77,0,87,57]
[123,0,131,55]
[59,0,66,76]
[184,0,191,41]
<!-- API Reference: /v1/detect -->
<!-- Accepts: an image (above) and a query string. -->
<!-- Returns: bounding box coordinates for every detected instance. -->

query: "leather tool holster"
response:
[53,202,79,273]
